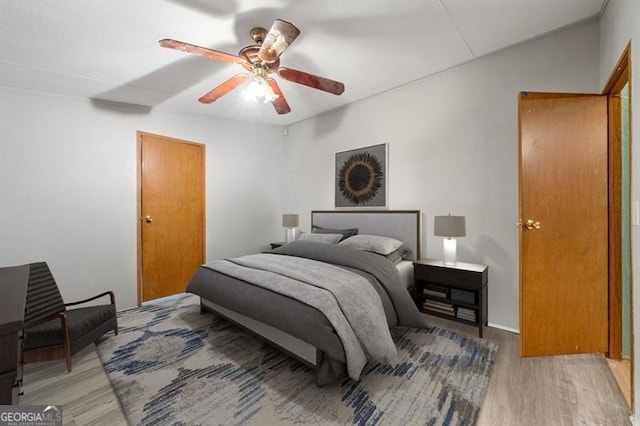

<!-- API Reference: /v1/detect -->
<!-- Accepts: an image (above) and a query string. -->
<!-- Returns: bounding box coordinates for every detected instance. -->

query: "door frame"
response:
[136,131,206,306]
[605,42,632,360]
[603,42,633,406]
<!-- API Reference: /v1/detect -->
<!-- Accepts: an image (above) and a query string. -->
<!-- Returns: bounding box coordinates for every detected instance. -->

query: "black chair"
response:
[22,262,118,372]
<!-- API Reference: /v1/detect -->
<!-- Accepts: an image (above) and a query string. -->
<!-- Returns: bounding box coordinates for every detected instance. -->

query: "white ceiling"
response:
[0,0,605,126]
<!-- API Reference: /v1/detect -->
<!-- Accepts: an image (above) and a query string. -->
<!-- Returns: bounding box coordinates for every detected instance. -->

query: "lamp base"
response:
[285,227,296,243]
[443,238,457,266]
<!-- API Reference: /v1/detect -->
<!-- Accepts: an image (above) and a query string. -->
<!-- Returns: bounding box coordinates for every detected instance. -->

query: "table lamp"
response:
[434,215,466,266]
[282,213,299,243]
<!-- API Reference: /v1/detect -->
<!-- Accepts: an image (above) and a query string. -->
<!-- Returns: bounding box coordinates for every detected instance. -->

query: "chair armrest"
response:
[65,291,115,307]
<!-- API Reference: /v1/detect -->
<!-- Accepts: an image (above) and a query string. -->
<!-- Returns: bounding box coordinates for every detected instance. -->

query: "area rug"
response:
[96,295,497,425]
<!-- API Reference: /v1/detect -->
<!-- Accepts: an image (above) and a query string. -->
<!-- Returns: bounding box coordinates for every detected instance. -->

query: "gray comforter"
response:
[187,240,426,383]
[273,241,425,328]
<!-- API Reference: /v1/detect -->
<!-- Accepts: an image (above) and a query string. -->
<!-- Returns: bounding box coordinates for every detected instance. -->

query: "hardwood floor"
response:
[21,345,127,426]
[433,317,632,426]
[21,318,631,425]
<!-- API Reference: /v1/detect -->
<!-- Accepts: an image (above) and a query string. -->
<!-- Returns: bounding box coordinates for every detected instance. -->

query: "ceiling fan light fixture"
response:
[244,74,278,104]
[270,35,289,57]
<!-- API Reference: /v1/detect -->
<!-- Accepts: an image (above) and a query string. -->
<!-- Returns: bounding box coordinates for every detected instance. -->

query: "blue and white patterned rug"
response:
[96,295,497,425]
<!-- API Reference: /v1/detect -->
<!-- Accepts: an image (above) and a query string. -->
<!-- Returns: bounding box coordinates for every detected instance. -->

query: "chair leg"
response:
[111,292,118,336]
[65,350,72,373]
[59,312,73,373]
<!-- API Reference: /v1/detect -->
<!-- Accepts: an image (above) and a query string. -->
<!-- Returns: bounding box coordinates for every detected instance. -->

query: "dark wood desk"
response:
[0,264,29,405]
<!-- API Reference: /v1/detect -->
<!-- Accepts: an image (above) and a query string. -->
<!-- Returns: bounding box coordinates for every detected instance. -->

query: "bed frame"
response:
[199,209,421,384]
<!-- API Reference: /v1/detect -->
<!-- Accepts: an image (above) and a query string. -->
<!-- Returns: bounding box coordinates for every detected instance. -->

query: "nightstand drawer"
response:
[414,266,482,290]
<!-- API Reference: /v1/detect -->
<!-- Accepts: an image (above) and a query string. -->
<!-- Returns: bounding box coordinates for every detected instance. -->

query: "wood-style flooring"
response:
[20,346,127,426]
[21,316,631,425]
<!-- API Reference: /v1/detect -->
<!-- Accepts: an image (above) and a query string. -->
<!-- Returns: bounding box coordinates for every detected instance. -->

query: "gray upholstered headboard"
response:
[311,210,421,260]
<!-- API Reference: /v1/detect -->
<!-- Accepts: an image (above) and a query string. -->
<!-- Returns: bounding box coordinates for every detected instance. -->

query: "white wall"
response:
[599,0,640,418]
[285,20,600,331]
[0,9,616,376]
[0,88,287,309]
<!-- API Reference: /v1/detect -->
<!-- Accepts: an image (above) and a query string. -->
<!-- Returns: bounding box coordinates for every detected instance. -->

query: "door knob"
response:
[524,219,541,230]
[145,215,153,224]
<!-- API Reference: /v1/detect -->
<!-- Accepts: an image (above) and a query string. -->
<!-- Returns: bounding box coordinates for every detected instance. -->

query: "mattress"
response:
[396,260,414,289]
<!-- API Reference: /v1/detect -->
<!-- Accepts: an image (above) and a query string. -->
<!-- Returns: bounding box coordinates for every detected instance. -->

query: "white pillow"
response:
[338,234,404,255]
[297,232,342,244]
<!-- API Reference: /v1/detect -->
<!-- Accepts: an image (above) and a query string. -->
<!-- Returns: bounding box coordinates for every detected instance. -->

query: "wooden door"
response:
[138,132,205,303]
[519,93,608,356]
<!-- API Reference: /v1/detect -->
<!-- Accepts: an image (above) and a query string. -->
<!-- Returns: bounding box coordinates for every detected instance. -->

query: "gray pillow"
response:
[337,234,404,255]
[383,245,413,264]
[312,226,358,242]
[298,232,342,244]
[384,250,404,264]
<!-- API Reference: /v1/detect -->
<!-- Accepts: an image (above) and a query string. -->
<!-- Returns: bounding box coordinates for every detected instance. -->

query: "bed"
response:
[186,210,426,385]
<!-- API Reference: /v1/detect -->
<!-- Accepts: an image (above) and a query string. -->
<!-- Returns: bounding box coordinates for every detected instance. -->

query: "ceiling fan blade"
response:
[267,78,291,114]
[159,39,247,65]
[277,67,345,95]
[199,74,248,104]
[257,19,301,64]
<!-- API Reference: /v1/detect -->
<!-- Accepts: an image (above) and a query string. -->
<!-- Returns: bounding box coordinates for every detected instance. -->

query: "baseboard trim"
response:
[142,293,189,306]
[488,322,520,334]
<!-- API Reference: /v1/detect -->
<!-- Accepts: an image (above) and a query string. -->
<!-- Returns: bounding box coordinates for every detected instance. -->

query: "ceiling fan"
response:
[159,19,345,115]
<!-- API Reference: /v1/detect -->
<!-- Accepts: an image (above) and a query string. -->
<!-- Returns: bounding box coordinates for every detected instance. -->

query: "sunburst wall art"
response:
[335,143,388,208]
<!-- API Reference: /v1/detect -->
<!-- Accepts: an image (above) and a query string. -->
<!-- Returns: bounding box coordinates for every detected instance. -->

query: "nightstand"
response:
[270,242,286,249]
[413,259,488,337]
